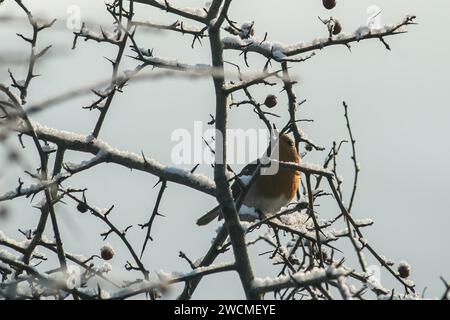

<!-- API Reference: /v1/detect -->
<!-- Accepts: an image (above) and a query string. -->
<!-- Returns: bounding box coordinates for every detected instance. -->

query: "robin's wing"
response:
[230,162,259,200]
[198,162,258,226]
[196,205,221,226]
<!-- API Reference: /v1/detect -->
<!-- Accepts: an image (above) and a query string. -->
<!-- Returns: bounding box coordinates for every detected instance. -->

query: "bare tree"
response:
[0,0,447,300]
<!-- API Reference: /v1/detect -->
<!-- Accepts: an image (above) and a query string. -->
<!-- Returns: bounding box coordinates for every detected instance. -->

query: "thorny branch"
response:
[1,0,438,301]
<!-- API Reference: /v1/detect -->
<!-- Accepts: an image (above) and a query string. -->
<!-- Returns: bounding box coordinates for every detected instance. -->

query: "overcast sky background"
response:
[1,0,449,299]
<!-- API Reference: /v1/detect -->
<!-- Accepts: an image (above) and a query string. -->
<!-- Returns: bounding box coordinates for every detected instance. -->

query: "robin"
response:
[196,134,301,225]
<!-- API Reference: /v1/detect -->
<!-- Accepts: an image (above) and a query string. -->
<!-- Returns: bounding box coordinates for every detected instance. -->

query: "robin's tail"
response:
[196,205,220,226]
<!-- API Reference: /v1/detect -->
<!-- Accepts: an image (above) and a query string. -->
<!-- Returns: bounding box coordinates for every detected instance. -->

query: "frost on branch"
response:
[2,0,445,302]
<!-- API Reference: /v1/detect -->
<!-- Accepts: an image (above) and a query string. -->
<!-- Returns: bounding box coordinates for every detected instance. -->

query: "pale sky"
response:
[1,0,449,299]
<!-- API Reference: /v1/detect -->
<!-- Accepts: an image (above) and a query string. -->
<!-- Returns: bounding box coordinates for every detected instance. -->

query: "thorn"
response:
[153,178,163,188]
[190,164,200,173]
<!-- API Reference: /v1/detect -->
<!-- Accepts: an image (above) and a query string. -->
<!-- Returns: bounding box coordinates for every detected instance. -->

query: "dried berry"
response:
[332,20,342,35]
[323,0,336,10]
[398,261,411,279]
[77,202,88,213]
[264,94,278,108]
[100,245,115,261]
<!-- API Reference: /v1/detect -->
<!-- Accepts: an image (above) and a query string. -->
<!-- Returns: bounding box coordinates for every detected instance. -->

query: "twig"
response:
[140,180,167,258]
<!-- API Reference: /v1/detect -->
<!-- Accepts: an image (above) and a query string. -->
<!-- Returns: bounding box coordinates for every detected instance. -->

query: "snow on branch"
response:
[2,0,439,301]
[276,160,334,178]
[251,266,348,294]
[0,172,70,202]
[131,20,208,48]
[132,20,206,35]
[72,23,122,49]
[223,15,417,61]
[0,251,95,299]
[223,69,282,93]
[111,262,236,299]
[132,50,212,72]
[17,121,217,196]
[133,0,208,23]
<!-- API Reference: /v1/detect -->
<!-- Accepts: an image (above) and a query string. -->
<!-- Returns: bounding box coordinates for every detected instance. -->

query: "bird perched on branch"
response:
[196,134,301,225]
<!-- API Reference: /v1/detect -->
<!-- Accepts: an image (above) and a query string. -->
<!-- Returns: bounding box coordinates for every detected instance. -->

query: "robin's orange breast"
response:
[256,168,300,201]
[248,134,301,210]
